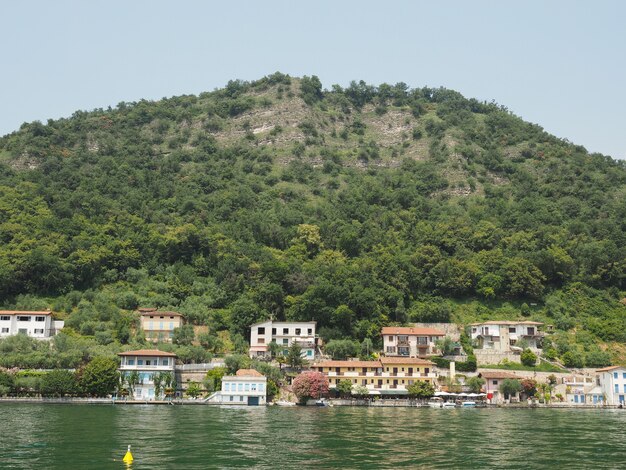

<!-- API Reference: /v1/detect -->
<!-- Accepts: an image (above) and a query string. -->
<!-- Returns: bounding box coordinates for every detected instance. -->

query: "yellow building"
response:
[138,308,184,343]
[311,357,436,395]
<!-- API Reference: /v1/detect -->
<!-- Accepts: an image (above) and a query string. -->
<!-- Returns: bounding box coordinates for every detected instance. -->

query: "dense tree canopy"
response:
[0,73,624,366]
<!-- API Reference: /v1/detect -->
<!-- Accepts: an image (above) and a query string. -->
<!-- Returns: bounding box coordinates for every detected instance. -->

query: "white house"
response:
[470,321,543,352]
[563,375,603,405]
[382,326,445,357]
[0,310,64,339]
[480,370,522,404]
[249,320,317,360]
[218,369,267,406]
[118,349,177,400]
[597,365,626,406]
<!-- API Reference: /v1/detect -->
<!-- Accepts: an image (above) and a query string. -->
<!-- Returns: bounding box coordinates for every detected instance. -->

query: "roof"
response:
[118,349,177,357]
[596,365,626,372]
[470,321,543,326]
[250,320,316,327]
[236,369,264,377]
[138,310,183,317]
[0,310,52,315]
[478,371,521,379]
[312,360,382,368]
[381,326,445,336]
[380,357,435,366]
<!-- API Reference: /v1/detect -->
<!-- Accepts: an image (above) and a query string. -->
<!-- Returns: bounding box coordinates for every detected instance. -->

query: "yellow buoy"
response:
[123,445,134,463]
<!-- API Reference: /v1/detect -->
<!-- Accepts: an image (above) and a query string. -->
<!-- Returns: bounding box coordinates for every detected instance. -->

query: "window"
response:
[307,350,313,357]
[295,328,301,335]
[0,315,10,321]
[283,350,288,356]
[238,383,243,392]
[17,316,31,322]
[258,338,265,344]
[230,395,234,402]
[271,328,276,335]
[162,359,168,366]
[34,329,44,334]
[508,327,516,333]
[386,346,396,353]
[307,328,312,335]
[615,384,619,393]
[1,328,8,333]
[225,383,230,392]
[471,327,477,333]
[18,328,27,334]
[138,360,144,365]
[283,328,289,335]
[251,383,257,391]
[614,372,618,379]
[149,316,154,319]
[388,336,394,342]
[128,359,135,366]
[623,373,626,380]
[258,327,265,335]
[159,316,164,319]
[146,360,151,366]
[493,380,498,385]
[169,322,174,330]
[35,316,45,322]
[283,339,288,345]
[259,383,265,392]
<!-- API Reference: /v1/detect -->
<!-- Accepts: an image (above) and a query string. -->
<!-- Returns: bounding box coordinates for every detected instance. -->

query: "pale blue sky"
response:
[2,0,625,159]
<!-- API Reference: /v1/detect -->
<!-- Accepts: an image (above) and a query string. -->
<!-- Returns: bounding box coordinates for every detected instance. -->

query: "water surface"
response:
[0,403,624,469]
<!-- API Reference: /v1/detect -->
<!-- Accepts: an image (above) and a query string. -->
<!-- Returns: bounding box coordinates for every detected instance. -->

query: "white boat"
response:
[442,402,457,408]
[462,401,477,407]
[275,401,296,406]
[428,398,443,408]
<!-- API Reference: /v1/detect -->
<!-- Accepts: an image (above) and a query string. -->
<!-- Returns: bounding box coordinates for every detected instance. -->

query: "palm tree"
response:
[153,372,164,400]
[127,371,140,398]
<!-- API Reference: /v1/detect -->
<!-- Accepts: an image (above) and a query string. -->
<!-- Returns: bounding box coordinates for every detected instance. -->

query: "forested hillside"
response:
[1,73,625,367]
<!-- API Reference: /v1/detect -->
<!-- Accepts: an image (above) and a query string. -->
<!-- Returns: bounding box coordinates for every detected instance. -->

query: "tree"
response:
[41,370,78,397]
[173,324,195,346]
[499,379,521,400]
[300,75,323,105]
[325,339,359,360]
[224,355,251,375]
[407,381,435,399]
[520,348,538,367]
[79,357,119,397]
[562,351,585,368]
[267,341,281,358]
[435,337,456,356]
[465,376,485,393]
[352,384,369,398]
[186,381,202,398]
[520,378,537,397]
[204,367,227,392]
[286,343,305,369]
[126,370,140,397]
[337,379,353,397]
[292,371,329,404]
[0,370,15,396]
[360,338,374,359]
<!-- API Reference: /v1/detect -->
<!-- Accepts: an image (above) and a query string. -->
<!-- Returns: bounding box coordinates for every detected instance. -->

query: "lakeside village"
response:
[1,309,625,408]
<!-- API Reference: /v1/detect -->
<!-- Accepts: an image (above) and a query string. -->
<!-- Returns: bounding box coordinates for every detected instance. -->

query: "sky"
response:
[1,0,625,160]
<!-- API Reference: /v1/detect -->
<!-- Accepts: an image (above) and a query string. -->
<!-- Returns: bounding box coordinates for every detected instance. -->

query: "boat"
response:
[275,401,296,406]
[461,401,477,407]
[442,402,457,408]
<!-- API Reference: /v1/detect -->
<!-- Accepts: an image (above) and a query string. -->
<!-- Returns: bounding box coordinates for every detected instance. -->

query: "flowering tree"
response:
[292,371,329,403]
[520,378,538,397]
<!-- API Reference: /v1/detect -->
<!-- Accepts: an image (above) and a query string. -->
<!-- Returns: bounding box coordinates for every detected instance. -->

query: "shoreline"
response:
[0,397,623,410]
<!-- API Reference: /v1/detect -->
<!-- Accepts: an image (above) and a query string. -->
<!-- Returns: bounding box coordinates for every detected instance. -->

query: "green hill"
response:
[0,72,624,368]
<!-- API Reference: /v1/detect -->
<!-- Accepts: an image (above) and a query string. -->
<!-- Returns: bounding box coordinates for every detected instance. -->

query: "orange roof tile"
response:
[478,371,521,379]
[236,369,264,377]
[312,360,382,368]
[380,357,435,366]
[596,365,625,372]
[381,326,445,336]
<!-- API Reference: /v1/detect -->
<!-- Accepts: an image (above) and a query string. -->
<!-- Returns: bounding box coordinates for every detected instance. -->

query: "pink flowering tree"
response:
[292,371,329,404]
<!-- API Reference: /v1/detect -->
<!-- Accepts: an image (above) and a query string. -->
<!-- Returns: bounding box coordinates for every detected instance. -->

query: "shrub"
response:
[292,371,329,404]
[407,381,435,399]
[520,349,538,367]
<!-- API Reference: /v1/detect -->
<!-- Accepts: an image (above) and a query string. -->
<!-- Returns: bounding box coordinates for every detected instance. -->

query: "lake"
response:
[0,403,624,469]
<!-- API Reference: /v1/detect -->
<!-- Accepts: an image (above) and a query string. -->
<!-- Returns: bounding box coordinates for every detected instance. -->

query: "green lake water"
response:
[0,403,624,469]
